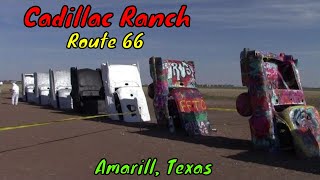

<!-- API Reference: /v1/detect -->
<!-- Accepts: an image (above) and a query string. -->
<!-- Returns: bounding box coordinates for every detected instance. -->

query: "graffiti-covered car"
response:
[21,73,35,102]
[148,57,212,136]
[101,62,150,122]
[236,48,320,158]
[34,72,50,105]
[70,67,106,114]
[49,69,73,110]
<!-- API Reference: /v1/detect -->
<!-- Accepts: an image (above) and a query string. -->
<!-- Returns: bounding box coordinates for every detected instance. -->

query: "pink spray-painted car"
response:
[148,57,213,136]
[237,48,320,158]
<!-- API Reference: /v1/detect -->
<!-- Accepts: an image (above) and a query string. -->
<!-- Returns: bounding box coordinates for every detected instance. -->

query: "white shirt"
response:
[12,83,19,94]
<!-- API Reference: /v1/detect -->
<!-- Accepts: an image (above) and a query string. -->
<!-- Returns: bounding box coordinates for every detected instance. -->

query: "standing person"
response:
[11,82,19,106]
[0,82,2,102]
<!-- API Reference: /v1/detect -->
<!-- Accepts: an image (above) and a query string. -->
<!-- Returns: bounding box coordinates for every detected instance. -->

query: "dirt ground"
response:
[0,93,319,180]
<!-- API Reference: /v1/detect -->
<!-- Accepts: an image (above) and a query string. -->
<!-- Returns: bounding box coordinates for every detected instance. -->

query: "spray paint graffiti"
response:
[170,87,209,136]
[284,106,320,157]
[178,98,207,113]
[148,57,211,136]
[164,61,196,87]
[162,60,196,88]
[290,107,319,131]
[237,48,320,158]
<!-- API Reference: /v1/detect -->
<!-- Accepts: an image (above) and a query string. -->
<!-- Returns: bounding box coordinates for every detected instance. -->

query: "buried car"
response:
[70,67,106,114]
[21,73,35,102]
[148,57,213,136]
[34,72,50,105]
[49,69,73,110]
[101,62,150,122]
[236,48,320,158]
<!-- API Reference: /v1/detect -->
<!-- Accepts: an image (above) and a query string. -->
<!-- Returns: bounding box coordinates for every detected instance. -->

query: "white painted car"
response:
[49,69,73,109]
[34,72,50,105]
[101,62,150,122]
[21,73,36,102]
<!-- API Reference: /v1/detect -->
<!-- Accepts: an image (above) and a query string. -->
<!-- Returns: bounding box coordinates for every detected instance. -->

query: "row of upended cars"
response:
[21,57,213,137]
[20,50,320,158]
[22,62,151,123]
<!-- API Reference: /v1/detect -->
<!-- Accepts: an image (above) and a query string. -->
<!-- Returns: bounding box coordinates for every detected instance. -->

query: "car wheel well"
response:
[276,121,294,150]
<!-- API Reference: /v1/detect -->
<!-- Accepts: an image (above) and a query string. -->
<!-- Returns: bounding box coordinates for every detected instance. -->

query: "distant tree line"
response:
[196,84,238,88]
[142,83,320,90]
[0,80,22,84]
[142,83,244,89]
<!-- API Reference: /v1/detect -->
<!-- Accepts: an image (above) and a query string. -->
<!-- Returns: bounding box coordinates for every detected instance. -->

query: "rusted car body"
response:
[148,57,211,136]
[236,48,320,158]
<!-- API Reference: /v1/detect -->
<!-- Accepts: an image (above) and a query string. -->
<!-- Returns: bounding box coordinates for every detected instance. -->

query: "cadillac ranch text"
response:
[94,158,213,176]
[23,5,191,49]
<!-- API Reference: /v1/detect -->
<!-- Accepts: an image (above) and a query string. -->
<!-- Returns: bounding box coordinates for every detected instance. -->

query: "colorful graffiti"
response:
[170,88,209,136]
[163,60,196,88]
[149,57,211,136]
[290,107,319,132]
[237,48,320,157]
[178,98,207,113]
[281,106,320,157]
[272,90,305,105]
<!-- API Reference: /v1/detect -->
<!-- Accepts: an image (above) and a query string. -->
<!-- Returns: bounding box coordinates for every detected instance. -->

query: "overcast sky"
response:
[1,0,320,87]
